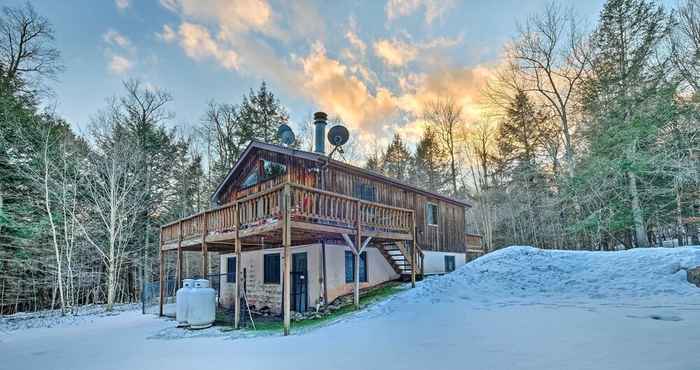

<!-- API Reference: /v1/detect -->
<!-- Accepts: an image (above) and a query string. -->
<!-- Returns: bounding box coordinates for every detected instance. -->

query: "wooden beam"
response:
[359,236,372,254]
[282,184,292,336]
[342,233,357,254]
[354,200,361,308]
[411,212,416,288]
[234,202,241,329]
[201,212,208,277]
[159,228,164,317]
[176,221,183,289]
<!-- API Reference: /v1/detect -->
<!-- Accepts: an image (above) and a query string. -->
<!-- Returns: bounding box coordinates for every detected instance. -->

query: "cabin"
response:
[158,112,473,334]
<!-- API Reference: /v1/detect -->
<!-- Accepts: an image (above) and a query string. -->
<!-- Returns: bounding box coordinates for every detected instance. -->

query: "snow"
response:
[2,246,699,370]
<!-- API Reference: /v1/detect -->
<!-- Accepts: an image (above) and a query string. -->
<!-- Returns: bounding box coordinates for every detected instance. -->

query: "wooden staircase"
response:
[377,241,424,281]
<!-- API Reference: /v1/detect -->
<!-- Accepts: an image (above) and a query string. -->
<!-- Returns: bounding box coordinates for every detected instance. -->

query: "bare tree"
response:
[81,108,144,311]
[423,97,463,196]
[508,2,589,179]
[120,79,172,301]
[0,2,61,92]
[673,0,700,92]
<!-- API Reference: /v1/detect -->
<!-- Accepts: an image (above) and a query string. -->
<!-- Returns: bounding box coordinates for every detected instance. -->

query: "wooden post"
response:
[158,228,164,317]
[411,212,416,288]
[176,221,183,288]
[201,212,208,277]
[234,203,241,329]
[354,200,361,308]
[282,184,292,336]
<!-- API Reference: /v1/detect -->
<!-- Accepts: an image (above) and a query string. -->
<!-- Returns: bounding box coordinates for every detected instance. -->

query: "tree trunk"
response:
[628,171,649,247]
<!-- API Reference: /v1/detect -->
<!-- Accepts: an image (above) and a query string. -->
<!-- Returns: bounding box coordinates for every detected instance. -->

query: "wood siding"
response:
[216,148,469,254]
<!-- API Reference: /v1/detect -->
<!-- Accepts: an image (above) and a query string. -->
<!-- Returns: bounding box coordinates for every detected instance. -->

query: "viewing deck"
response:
[160,182,416,252]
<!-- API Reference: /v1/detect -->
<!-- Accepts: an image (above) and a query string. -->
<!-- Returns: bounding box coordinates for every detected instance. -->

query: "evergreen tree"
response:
[413,126,449,191]
[580,0,675,247]
[382,134,413,182]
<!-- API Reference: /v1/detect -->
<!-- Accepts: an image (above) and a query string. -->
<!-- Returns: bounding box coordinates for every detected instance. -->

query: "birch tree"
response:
[82,109,144,311]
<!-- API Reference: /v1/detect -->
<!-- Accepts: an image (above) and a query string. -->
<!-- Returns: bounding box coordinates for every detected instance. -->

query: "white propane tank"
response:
[176,279,194,327]
[189,279,216,329]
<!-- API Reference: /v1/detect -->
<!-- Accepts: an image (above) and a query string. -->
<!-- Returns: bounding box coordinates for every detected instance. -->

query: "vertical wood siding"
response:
[218,148,468,253]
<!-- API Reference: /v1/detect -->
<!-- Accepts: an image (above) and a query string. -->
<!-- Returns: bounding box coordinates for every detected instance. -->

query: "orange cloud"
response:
[398,66,494,123]
[298,42,399,138]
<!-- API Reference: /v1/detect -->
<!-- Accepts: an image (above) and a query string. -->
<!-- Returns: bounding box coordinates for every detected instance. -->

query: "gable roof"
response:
[211,140,471,208]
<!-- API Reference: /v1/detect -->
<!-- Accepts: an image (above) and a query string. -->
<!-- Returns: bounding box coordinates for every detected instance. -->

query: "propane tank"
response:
[189,279,216,329]
[176,279,194,327]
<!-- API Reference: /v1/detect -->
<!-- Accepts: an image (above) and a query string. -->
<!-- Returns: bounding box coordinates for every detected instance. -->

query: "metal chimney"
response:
[313,111,327,154]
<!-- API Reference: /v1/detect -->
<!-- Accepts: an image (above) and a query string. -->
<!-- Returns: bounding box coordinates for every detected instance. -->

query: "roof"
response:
[211,140,471,208]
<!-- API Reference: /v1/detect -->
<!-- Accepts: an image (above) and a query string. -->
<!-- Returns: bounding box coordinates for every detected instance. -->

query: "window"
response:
[226,257,237,283]
[426,203,439,226]
[353,183,376,202]
[444,255,456,272]
[241,160,287,189]
[263,253,281,284]
[241,170,258,188]
[345,251,367,283]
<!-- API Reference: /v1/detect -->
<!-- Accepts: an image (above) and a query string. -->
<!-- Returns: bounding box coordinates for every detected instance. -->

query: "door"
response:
[291,252,308,312]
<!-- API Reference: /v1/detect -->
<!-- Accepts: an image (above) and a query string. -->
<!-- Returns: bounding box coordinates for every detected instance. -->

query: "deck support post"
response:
[176,221,183,289]
[201,212,208,278]
[234,203,241,329]
[411,212,416,288]
[282,184,292,336]
[158,228,164,317]
[354,200,361,308]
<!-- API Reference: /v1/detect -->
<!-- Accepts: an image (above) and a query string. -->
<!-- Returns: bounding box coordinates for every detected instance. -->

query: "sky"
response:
[15,0,613,146]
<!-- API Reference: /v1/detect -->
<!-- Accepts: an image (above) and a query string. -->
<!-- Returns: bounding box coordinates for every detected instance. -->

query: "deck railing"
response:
[161,182,414,245]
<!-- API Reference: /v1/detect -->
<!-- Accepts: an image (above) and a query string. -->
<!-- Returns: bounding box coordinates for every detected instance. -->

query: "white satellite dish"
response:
[277,124,296,146]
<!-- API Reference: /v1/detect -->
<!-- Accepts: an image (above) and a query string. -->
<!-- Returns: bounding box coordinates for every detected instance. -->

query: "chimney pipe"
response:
[313,111,327,154]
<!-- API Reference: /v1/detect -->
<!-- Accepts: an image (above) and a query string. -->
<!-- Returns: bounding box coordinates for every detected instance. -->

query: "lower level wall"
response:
[218,243,399,314]
[422,251,467,275]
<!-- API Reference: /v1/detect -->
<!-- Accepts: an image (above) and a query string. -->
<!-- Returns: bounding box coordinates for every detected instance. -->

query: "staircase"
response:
[377,241,423,281]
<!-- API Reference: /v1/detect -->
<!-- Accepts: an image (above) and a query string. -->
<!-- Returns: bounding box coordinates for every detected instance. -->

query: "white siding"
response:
[422,251,466,275]
[219,243,399,313]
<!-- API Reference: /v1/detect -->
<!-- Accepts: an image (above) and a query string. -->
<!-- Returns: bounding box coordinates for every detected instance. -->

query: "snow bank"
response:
[392,246,700,307]
[0,304,139,333]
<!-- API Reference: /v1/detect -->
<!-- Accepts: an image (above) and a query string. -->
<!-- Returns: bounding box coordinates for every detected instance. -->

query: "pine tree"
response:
[382,134,413,182]
[413,127,449,191]
[238,81,290,145]
[580,0,675,247]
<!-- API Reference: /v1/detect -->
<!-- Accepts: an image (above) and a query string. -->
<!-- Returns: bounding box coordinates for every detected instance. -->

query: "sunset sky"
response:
[18,0,614,145]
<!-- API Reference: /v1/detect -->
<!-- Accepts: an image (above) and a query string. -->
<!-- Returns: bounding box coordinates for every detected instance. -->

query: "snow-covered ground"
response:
[2,246,699,370]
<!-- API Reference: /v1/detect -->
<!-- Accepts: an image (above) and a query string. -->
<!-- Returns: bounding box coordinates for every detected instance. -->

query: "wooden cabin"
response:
[159,113,472,334]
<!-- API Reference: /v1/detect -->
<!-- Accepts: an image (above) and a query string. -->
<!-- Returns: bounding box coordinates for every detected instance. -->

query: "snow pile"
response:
[399,246,700,305]
[0,304,139,333]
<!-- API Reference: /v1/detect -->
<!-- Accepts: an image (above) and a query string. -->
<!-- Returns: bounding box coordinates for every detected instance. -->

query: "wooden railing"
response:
[161,182,414,245]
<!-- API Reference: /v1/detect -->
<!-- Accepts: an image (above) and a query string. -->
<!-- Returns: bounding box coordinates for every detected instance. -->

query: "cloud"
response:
[397,66,494,126]
[108,55,133,74]
[346,30,366,54]
[373,39,418,67]
[103,30,131,49]
[156,24,176,42]
[115,0,129,10]
[160,0,275,38]
[385,0,454,24]
[298,42,399,137]
[177,22,239,70]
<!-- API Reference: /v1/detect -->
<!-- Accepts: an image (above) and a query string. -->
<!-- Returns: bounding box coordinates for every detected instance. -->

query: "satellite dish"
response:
[277,124,296,145]
[327,125,349,147]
